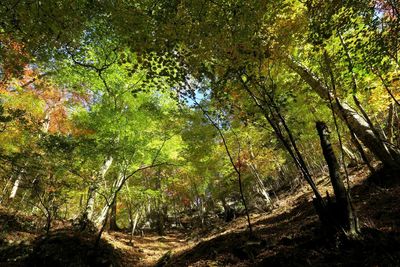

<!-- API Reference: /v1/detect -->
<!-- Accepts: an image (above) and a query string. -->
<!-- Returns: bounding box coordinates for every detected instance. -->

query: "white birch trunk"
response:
[9,174,22,199]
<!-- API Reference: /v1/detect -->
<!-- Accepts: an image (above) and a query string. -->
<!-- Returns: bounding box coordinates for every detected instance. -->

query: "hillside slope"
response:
[0,166,399,266]
[163,166,400,266]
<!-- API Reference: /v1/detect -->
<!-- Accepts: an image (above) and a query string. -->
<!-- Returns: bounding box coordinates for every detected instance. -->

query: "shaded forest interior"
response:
[1,0,400,266]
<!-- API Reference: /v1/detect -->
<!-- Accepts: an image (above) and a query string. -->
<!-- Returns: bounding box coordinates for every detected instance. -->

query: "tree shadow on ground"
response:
[166,168,400,266]
[26,230,123,267]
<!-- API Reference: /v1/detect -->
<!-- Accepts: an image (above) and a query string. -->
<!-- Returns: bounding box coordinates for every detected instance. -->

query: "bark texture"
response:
[316,121,358,236]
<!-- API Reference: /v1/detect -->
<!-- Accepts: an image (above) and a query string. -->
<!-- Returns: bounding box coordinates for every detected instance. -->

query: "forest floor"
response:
[159,165,400,266]
[0,165,399,266]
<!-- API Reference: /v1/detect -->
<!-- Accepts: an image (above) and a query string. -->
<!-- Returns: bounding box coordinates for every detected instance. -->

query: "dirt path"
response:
[104,231,195,266]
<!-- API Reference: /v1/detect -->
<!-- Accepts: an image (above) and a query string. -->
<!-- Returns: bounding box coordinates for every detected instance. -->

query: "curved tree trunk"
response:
[286,57,400,169]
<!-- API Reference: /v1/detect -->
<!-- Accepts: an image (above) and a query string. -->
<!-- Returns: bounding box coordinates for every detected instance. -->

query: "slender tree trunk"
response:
[286,57,400,169]
[109,197,119,231]
[130,212,140,244]
[110,198,119,231]
[239,63,323,216]
[387,103,394,143]
[195,102,253,236]
[9,174,21,200]
[342,145,358,167]
[64,203,68,220]
[395,105,400,146]
[19,190,28,207]
[242,82,324,204]
[44,208,52,235]
[248,142,272,205]
[249,162,271,204]
[198,196,204,227]
[316,121,359,236]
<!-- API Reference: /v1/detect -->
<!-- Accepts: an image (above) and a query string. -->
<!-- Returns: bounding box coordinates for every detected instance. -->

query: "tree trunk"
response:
[198,102,253,236]
[82,156,113,222]
[198,196,204,227]
[248,142,272,205]
[129,212,140,244]
[85,184,96,220]
[109,197,119,231]
[386,103,394,143]
[96,201,110,228]
[249,162,271,204]
[342,145,358,167]
[241,81,324,204]
[349,127,375,173]
[95,173,124,227]
[395,105,400,146]
[45,208,52,235]
[316,121,358,236]
[9,174,21,200]
[287,57,400,169]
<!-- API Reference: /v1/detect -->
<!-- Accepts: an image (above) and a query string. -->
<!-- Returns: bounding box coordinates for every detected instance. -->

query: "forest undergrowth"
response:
[0,164,399,267]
